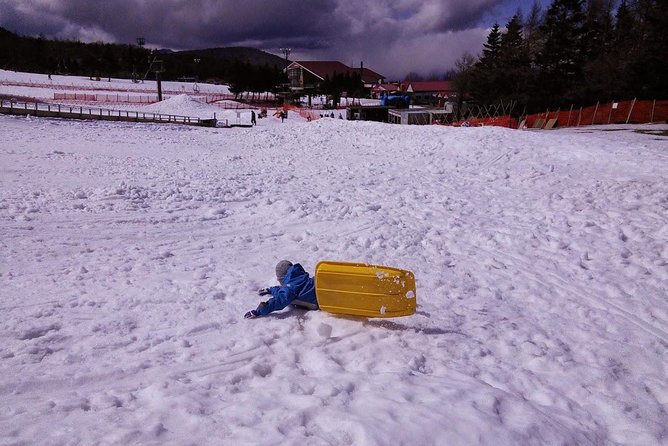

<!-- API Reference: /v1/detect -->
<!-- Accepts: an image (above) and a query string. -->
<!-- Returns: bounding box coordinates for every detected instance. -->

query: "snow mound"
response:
[143,94,218,118]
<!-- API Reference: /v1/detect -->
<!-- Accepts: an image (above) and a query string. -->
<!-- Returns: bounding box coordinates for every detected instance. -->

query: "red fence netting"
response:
[446,99,668,129]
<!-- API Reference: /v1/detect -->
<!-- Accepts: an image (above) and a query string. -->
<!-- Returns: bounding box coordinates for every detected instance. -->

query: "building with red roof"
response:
[400,80,456,105]
[286,61,385,91]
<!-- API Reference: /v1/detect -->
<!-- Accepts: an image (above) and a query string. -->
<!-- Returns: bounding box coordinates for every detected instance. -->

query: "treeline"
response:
[454,0,668,113]
[226,61,287,99]
[0,27,148,79]
[320,72,365,106]
[0,26,286,95]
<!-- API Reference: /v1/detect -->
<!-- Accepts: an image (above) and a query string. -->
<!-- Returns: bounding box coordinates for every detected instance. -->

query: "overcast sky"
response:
[0,0,551,79]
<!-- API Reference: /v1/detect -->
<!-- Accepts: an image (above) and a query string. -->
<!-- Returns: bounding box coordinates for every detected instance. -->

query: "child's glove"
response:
[244,302,267,319]
[258,288,271,296]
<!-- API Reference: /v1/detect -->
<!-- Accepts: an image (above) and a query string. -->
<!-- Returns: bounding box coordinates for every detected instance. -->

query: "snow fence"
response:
[448,99,668,129]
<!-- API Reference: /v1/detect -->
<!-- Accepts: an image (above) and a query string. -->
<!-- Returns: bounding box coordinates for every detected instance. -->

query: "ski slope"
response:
[1,86,667,445]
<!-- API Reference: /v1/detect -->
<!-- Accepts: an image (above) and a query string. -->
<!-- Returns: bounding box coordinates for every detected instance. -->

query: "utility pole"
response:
[280,47,291,65]
[132,37,146,84]
[134,37,145,83]
[279,48,292,105]
[193,58,201,82]
[280,48,291,80]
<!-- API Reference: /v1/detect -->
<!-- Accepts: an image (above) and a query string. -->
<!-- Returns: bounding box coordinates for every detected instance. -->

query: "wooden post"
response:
[607,101,613,124]
[157,73,163,102]
[555,108,560,128]
[577,106,582,127]
[567,104,573,127]
[626,98,636,124]
[650,99,656,123]
[592,101,599,125]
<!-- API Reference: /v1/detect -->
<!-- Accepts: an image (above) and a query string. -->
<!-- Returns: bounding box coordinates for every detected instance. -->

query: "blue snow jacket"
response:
[255,263,318,316]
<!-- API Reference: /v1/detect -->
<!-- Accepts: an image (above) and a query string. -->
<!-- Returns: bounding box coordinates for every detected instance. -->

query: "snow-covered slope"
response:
[0,69,232,95]
[1,113,667,445]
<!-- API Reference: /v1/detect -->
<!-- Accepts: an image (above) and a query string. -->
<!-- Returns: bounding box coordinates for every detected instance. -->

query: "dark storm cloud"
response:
[0,0,521,77]
[0,1,68,37]
[0,0,348,48]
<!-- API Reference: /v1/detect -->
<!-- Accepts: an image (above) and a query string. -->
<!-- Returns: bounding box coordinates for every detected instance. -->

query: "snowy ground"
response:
[1,74,668,445]
[0,69,303,127]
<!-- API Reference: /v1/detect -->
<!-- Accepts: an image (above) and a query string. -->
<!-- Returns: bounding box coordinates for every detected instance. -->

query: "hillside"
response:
[178,47,288,69]
[0,26,287,82]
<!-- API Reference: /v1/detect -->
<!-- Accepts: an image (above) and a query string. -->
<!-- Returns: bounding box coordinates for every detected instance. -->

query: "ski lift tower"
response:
[144,51,165,101]
[153,57,165,102]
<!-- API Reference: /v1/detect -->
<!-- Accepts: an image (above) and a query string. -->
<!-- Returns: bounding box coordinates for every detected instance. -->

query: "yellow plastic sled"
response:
[315,261,416,318]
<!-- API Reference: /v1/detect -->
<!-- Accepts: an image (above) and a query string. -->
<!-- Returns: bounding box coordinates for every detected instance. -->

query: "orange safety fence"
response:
[445,99,667,129]
[53,92,97,101]
[282,104,322,121]
[450,115,519,128]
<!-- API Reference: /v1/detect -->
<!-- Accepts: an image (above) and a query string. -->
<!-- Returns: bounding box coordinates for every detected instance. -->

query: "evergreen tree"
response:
[604,0,636,96]
[629,0,668,98]
[585,0,614,56]
[498,15,531,105]
[451,0,665,113]
[614,0,634,45]
[536,0,587,107]
[471,23,503,103]
[580,0,616,102]
[523,1,546,67]
[481,23,502,68]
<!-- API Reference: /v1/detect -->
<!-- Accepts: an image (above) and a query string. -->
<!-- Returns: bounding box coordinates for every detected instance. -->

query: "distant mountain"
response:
[177,47,289,69]
[0,26,18,39]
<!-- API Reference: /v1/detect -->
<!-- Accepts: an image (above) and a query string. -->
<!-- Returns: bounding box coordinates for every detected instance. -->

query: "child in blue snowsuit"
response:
[244,260,319,318]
